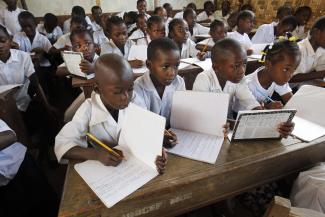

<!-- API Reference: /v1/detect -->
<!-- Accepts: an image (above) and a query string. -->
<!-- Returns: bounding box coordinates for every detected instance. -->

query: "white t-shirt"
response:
[36,23,63,43]
[251,23,275,44]
[181,38,199,58]
[0,7,25,35]
[227,31,253,50]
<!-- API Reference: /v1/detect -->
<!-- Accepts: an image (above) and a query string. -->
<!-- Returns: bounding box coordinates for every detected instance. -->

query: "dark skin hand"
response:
[163,129,177,148]
[0,130,17,151]
[155,148,168,174]
[79,59,95,74]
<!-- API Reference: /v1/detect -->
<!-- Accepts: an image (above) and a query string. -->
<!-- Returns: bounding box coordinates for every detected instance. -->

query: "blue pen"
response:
[256,88,275,103]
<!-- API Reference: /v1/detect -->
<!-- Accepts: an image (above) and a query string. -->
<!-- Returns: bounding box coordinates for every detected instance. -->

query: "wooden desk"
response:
[58,137,325,217]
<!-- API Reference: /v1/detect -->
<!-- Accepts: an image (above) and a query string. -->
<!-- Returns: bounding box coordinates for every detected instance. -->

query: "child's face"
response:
[137,1,147,14]
[238,17,254,33]
[71,33,95,62]
[44,20,56,33]
[184,11,196,28]
[92,8,102,23]
[19,18,36,38]
[4,0,17,8]
[314,29,325,49]
[157,8,168,22]
[213,49,247,83]
[165,6,173,18]
[137,17,147,32]
[221,1,230,14]
[278,9,292,21]
[210,25,226,42]
[266,54,300,86]
[109,23,128,47]
[296,11,311,26]
[205,4,215,16]
[276,23,296,37]
[147,22,165,40]
[171,21,189,44]
[147,49,180,86]
[0,30,11,59]
[227,13,238,29]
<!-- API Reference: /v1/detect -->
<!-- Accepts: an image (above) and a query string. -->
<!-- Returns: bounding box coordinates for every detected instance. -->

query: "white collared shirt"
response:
[197,11,214,22]
[190,23,209,42]
[62,16,93,34]
[0,49,35,111]
[93,30,108,46]
[36,23,63,43]
[135,35,151,45]
[53,33,71,49]
[174,11,184,19]
[100,39,134,59]
[0,119,26,186]
[55,92,127,162]
[292,25,307,40]
[13,31,52,67]
[246,67,292,103]
[251,23,275,44]
[133,72,186,126]
[91,21,102,32]
[129,29,146,40]
[181,38,200,58]
[0,7,25,35]
[214,10,230,24]
[227,31,253,50]
[192,68,260,117]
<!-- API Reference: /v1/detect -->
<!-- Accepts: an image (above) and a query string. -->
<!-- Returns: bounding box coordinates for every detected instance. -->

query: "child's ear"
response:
[93,84,100,94]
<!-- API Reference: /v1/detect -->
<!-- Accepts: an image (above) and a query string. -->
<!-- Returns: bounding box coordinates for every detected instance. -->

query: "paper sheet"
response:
[291,116,325,142]
[168,128,224,164]
[132,66,148,74]
[62,51,94,79]
[128,45,147,61]
[0,84,21,94]
[251,43,267,55]
[180,58,212,71]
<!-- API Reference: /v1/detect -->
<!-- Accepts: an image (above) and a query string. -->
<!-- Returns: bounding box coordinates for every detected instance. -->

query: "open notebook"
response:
[128,44,148,74]
[74,103,165,208]
[228,109,296,141]
[62,51,94,79]
[167,91,229,164]
[284,85,325,142]
[181,58,212,71]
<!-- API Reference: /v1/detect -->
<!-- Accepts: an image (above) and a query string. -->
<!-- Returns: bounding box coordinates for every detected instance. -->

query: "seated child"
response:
[227,10,254,55]
[136,15,166,45]
[163,3,173,20]
[129,14,148,41]
[246,38,301,109]
[192,38,294,137]
[183,8,209,42]
[55,54,167,174]
[252,15,298,44]
[174,3,197,19]
[133,38,185,147]
[154,6,168,23]
[91,5,103,32]
[271,5,293,26]
[36,13,63,45]
[136,0,151,19]
[197,1,215,23]
[214,0,231,25]
[123,11,138,35]
[292,6,312,40]
[227,11,239,32]
[0,0,25,35]
[168,18,206,60]
[62,5,93,34]
[291,16,325,84]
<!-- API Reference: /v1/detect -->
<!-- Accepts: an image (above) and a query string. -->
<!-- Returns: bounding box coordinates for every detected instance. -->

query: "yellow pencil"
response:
[86,133,124,160]
[202,38,211,53]
[164,129,173,137]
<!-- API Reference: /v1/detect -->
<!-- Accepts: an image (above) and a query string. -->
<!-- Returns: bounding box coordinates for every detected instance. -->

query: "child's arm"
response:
[196,51,207,61]
[79,59,95,74]
[163,129,178,148]
[281,92,293,104]
[277,121,294,138]
[155,148,168,174]
[290,70,325,83]
[195,44,213,52]
[0,130,17,151]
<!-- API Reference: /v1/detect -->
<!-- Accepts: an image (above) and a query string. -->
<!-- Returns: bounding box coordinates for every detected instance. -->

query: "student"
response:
[196,19,227,52]
[100,16,143,69]
[246,38,301,109]
[136,15,165,45]
[14,11,52,68]
[129,14,147,41]
[168,18,206,60]
[183,8,209,42]
[133,38,184,147]
[252,15,298,44]
[63,6,93,34]
[271,5,293,26]
[197,1,215,23]
[292,6,312,40]
[163,3,173,20]
[227,10,254,55]
[154,6,168,22]
[174,3,197,19]
[214,0,231,25]
[36,13,63,45]
[0,119,59,217]
[0,0,25,35]
[123,11,138,35]
[137,0,151,20]
[290,16,325,84]
[55,54,167,174]
[91,5,103,32]
[227,11,238,32]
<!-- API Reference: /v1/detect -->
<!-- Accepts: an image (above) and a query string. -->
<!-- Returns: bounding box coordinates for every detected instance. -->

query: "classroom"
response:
[0,0,325,216]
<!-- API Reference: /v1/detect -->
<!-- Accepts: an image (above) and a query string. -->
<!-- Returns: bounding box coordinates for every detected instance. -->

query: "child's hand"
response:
[265,101,283,109]
[163,129,178,148]
[277,122,295,138]
[246,49,253,56]
[129,59,144,68]
[155,148,168,174]
[31,48,44,65]
[97,149,123,166]
[223,123,230,138]
[11,41,19,49]
[79,59,94,74]
[196,52,207,61]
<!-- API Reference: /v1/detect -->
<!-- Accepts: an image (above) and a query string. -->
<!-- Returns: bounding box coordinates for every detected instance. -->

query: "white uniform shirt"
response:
[197,11,214,22]
[36,23,63,43]
[0,7,25,35]
[53,33,72,49]
[100,39,134,59]
[0,49,35,111]
[246,67,292,103]
[129,29,146,40]
[93,30,108,47]
[192,68,260,117]
[292,25,307,40]
[91,21,102,32]
[174,11,184,19]
[190,23,209,41]
[181,38,200,58]
[214,10,230,25]
[55,92,127,162]
[251,23,275,44]
[227,31,253,50]
[62,16,93,34]
[0,119,26,186]
[133,72,186,125]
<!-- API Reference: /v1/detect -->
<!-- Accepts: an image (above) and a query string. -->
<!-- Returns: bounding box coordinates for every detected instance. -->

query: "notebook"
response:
[62,51,94,79]
[228,109,296,141]
[128,44,148,74]
[167,91,229,164]
[74,103,165,208]
[181,58,212,71]
[284,85,325,142]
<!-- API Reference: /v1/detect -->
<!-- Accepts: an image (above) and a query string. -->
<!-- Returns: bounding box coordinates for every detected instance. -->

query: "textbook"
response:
[181,58,212,71]
[62,51,94,79]
[228,109,296,141]
[74,103,165,208]
[285,85,325,142]
[167,91,229,164]
[128,44,148,74]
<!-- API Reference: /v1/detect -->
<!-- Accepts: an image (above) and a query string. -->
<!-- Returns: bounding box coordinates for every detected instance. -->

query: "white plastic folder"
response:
[61,51,94,79]
[285,85,325,142]
[168,91,229,164]
[74,103,165,208]
[229,109,296,141]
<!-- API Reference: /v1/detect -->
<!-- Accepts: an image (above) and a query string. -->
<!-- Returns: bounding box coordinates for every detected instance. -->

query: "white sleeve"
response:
[189,39,199,57]
[63,20,70,34]
[235,82,260,110]
[192,72,211,92]
[251,26,266,44]
[43,37,52,52]
[132,81,150,110]
[24,54,35,78]
[12,33,21,46]
[197,12,207,21]
[176,76,186,91]
[53,35,66,49]
[198,24,209,35]
[274,83,292,96]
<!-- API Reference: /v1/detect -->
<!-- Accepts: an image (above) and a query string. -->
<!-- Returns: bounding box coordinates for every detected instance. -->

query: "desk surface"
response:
[58,136,325,217]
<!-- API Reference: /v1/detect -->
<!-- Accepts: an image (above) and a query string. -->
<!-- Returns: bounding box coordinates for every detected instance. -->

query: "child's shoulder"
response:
[10,48,30,58]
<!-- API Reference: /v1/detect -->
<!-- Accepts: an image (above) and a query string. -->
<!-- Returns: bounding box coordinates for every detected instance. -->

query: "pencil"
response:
[86,133,124,160]
[164,129,173,137]
[202,38,211,53]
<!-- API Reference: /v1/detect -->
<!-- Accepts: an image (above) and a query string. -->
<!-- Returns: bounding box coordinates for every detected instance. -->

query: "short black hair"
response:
[294,6,312,16]
[210,19,224,30]
[18,11,36,24]
[125,11,138,24]
[106,16,125,33]
[43,13,58,26]
[136,13,147,23]
[186,3,197,11]
[137,0,146,5]
[70,28,94,42]
[163,3,171,9]
[72,6,86,17]
[183,8,195,19]
[279,15,298,29]
[154,6,163,15]
[237,10,255,24]
[0,25,11,37]
[211,38,243,63]
[147,37,179,61]
[310,16,325,34]
[265,39,301,64]
[70,16,88,28]
[168,18,184,38]
[91,5,102,14]
[147,15,163,29]
[276,5,292,19]
[203,1,214,9]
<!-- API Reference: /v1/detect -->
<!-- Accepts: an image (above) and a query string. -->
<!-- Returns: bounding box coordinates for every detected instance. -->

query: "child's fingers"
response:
[113,148,124,158]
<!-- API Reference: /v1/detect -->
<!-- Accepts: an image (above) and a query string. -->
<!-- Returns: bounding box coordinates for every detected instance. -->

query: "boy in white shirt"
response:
[292,6,312,40]
[227,10,254,55]
[62,6,93,34]
[129,14,147,41]
[197,1,215,23]
[36,13,63,45]
[163,3,173,20]
[91,5,103,32]
[136,0,151,20]
[136,15,165,45]
[174,3,197,19]
[252,15,298,44]
[214,0,231,25]
[271,5,293,26]
[183,8,209,42]
[0,0,25,35]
